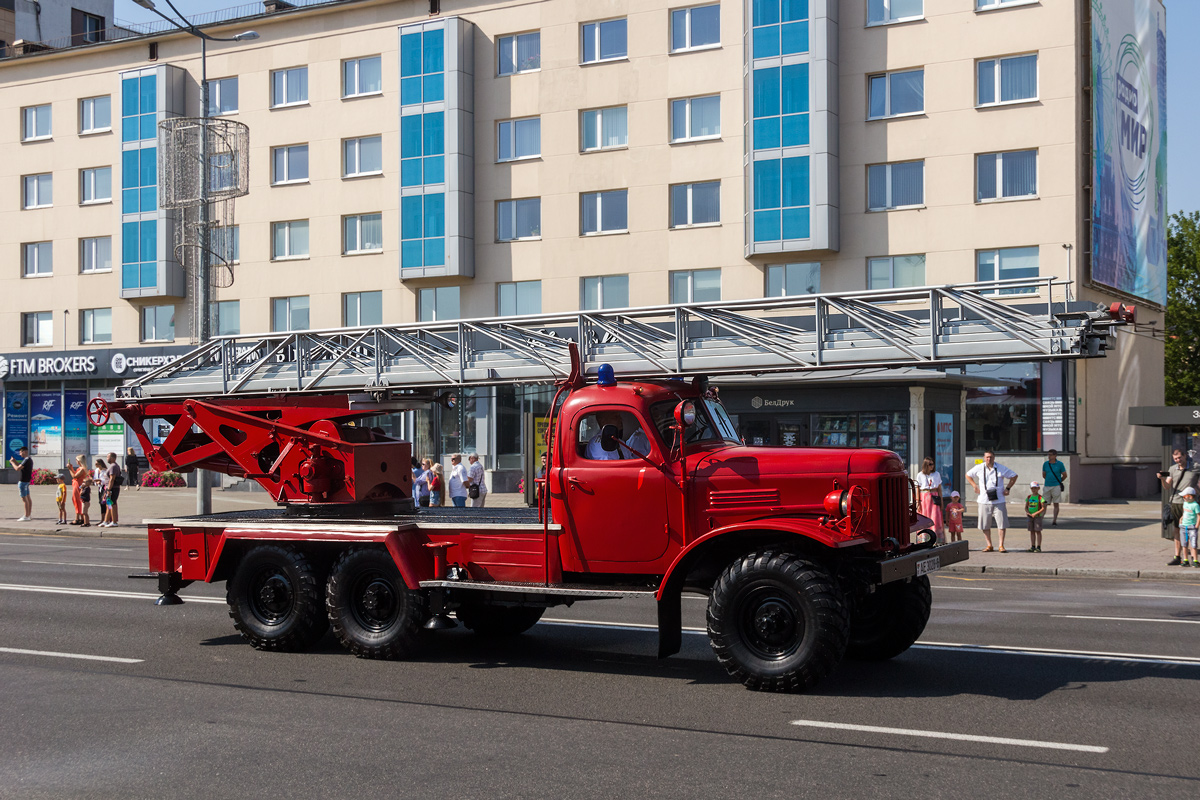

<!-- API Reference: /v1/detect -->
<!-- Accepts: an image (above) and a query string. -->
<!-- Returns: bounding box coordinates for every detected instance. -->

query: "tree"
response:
[1166,211,1200,406]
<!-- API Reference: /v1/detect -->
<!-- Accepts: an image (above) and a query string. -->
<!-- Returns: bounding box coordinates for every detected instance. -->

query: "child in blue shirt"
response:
[1180,487,1199,567]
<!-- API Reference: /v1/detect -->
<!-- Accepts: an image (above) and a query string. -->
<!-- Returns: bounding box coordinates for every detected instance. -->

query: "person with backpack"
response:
[1041,449,1068,525]
[100,452,123,528]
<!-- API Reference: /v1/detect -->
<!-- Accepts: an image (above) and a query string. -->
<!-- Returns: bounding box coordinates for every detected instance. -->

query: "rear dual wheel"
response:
[227,545,329,651]
[326,547,428,659]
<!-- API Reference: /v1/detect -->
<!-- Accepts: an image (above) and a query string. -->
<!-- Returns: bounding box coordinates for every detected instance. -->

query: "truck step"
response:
[419,579,659,599]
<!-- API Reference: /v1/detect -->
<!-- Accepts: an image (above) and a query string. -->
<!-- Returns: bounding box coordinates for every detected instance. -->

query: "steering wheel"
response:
[87,397,110,427]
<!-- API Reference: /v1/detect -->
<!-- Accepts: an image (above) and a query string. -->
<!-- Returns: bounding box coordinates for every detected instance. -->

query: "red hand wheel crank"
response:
[87,397,110,427]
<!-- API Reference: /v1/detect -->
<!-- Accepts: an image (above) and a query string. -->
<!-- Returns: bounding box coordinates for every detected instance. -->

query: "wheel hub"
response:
[738,586,804,661]
[250,571,294,623]
[352,575,399,631]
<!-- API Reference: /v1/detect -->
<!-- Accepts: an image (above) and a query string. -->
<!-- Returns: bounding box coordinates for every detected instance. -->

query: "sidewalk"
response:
[1,486,1191,581]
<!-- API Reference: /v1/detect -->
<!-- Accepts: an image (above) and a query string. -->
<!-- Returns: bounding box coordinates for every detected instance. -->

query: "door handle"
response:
[567,476,585,490]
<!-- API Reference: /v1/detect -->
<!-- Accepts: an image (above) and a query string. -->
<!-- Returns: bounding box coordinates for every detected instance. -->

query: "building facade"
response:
[0,0,1166,499]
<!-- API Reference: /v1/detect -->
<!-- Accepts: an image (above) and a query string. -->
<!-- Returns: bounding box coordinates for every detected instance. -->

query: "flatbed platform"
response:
[143,507,552,530]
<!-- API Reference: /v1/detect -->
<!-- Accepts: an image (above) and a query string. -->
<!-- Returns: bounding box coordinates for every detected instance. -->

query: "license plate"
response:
[916,555,940,576]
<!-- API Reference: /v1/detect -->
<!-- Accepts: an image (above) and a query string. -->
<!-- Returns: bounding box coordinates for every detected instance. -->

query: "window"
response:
[82,13,104,43]
[751,0,809,58]
[344,213,384,254]
[272,296,310,332]
[121,219,158,291]
[213,300,241,336]
[80,96,111,133]
[497,118,541,161]
[868,69,924,118]
[271,67,309,107]
[272,220,310,259]
[581,18,628,63]
[212,226,239,263]
[121,147,157,213]
[977,54,1037,106]
[581,190,629,235]
[977,150,1037,201]
[868,255,925,289]
[400,27,445,105]
[81,308,112,344]
[344,291,383,326]
[671,95,721,142]
[868,0,923,25]
[23,173,53,208]
[977,246,1039,294]
[141,305,175,342]
[582,275,629,310]
[581,106,628,151]
[344,136,383,176]
[497,198,541,241]
[670,181,721,228]
[22,242,53,277]
[752,156,810,241]
[671,5,720,52]
[81,237,112,273]
[401,112,444,185]
[206,77,238,115]
[498,32,541,75]
[867,161,924,211]
[977,0,1036,9]
[671,269,721,303]
[401,193,446,268]
[343,56,383,97]
[498,281,542,316]
[22,312,53,347]
[766,263,820,296]
[121,71,157,143]
[81,167,113,204]
[22,105,51,140]
[272,144,309,184]
[752,63,809,147]
[418,286,460,322]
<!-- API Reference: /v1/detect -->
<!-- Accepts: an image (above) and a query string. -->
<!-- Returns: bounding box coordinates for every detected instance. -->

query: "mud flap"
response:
[657,592,682,658]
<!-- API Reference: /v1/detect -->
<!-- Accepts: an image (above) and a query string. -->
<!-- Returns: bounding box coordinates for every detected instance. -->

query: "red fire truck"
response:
[99,281,1127,691]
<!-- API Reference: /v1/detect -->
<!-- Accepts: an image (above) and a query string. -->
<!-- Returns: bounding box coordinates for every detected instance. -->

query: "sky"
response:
[115,0,1200,215]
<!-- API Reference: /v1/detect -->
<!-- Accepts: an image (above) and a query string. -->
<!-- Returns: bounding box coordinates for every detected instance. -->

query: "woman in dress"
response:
[67,454,88,525]
[916,456,945,542]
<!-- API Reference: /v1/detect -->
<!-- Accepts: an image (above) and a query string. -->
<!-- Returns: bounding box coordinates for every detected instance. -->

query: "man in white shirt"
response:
[585,412,625,460]
[965,449,1018,553]
[466,453,488,507]
[448,454,470,508]
[625,427,652,457]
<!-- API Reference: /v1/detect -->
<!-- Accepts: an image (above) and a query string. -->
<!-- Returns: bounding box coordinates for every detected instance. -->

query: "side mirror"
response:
[600,424,620,452]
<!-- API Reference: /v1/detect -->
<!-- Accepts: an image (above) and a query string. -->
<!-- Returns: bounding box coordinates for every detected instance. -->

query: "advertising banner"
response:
[89,389,125,456]
[1090,0,1167,306]
[5,391,29,462]
[29,391,63,461]
[64,390,89,460]
[934,413,954,493]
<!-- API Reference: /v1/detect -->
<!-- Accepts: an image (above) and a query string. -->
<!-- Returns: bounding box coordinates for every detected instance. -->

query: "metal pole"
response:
[197,36,212,515]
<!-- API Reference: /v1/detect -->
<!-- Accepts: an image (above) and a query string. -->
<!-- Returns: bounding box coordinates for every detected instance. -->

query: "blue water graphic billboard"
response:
[5,392,29,462]
[29,391,63,460]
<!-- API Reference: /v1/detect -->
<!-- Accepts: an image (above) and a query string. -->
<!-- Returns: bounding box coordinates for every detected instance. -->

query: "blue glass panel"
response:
[402,240,423,267]
[401,195,423,239]
[140,221,157,262]
[780,113,810,147]
[423,193,445,237]
[781,207,810,240]
[782,0,809,23]
[781,63,809,113]
[753,68,780,118]
[780,21,808,54]
[423,112,444,155]
[141,187,157,212]
[423,30,444,74]
[754,210,781,242]
[753,118,780,149]
[401,114,422,157]
[401,33,422,77]
[140,148,157,185]
[122,263,138,289]
[754,159,781,209]
[422,74,444,103]
[423,156,445,184]
[122,150,139,188]
[401,77,421,106]
[423,238,445,267]
[140,114,156,140]
[401,159,422,187]
[122,117,139,142]
[140,262,156,288]
[123,188,140,213]
[122,222,139,263]
[140,74,157,114]
[752,25,779,58]
[753,0,780,26]
[122,78,139,117]
[781,156,810,207]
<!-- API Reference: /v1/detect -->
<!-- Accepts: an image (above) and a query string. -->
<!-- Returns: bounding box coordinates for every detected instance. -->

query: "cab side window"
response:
[576,410,653,460]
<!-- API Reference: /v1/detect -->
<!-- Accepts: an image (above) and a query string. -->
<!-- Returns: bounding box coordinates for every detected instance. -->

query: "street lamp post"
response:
[132,1,257,514]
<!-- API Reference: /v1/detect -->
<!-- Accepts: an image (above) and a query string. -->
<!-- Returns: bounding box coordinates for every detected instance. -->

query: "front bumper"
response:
[877,540,970,584]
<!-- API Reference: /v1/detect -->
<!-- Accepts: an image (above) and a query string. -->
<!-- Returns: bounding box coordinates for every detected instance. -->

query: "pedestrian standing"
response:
[8,446,33,521]
[125,447,141,491]
[93,459,109,520]
[1041,449,1067,525]
[916,457,944,542]
[945,491,965,542]
[100,452,122,527]
[412,457,431,507]
[1179,487,1200,567]
[965,449,1018,553]
[1158,448,1197,566]
[1025,481,1046,552]
[429,463,444,507]
[467,453,488,508]
[448,454,469,508]
[55,474,68,524]
[79,472,92,527]
[68,454,88,524]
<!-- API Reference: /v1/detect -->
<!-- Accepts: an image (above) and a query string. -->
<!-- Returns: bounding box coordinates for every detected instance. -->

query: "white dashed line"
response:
[0,582,225,604]
[0,647,143,664]
[789,719,1108,754]
[1052,614,1200,625]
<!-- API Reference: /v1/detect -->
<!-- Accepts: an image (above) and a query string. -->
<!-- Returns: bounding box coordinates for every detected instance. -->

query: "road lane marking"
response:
[18,560,132,569]
[916,641,1200,666]
[1052,614,1200,625]
[929,585,994,591]
[0,541,135,552]
[0,582,225,604]
[1118,593,1200,600]
[789,720,1108,754]
[0,646,143,664]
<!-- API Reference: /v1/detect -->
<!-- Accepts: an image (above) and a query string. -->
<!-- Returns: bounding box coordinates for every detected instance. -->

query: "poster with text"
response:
[29,391,63,461]
[88,389,125,456]
[1090,0,1167,306]
[5,391,29,462]
[934,413,955,494]
[64,390,89,460]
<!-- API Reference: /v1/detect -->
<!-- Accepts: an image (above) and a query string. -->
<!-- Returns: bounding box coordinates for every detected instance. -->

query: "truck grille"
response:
[877,474,910,547]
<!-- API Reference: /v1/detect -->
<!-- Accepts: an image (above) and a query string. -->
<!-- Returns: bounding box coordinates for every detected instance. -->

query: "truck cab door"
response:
[561,406,671,565]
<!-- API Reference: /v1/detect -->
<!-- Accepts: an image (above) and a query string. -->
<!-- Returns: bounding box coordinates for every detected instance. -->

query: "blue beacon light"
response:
[597,364,616,386]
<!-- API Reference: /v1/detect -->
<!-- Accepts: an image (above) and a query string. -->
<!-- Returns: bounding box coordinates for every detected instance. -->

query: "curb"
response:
[0,526,147,540]
[942,563,1200,582]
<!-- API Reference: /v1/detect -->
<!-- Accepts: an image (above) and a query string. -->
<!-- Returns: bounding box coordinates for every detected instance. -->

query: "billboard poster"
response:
[1090,0,1167,306]
[89,389,125,456]
[934,413,955,494]
[5,391,29,462]
[64,390,89,460]
[29,391,63,461]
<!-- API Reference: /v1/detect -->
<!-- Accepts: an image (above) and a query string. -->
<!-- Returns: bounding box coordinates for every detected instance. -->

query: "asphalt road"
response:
[1,532,1198,799]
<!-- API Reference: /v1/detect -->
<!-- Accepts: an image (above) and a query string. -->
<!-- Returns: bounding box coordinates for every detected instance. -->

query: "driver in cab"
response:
[584,411,652,460]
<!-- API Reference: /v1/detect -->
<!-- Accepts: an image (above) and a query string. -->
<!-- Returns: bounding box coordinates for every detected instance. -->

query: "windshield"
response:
[650,398,741,447]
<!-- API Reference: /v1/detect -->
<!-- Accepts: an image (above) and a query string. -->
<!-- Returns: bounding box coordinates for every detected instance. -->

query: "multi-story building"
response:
[0,0,1167,500]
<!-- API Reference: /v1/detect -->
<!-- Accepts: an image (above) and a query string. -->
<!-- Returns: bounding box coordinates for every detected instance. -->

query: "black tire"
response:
[846,576,932,661]
[226,544,329,652]
[456,605,545,637]
[707,550,849,693]
[326,547,428,659]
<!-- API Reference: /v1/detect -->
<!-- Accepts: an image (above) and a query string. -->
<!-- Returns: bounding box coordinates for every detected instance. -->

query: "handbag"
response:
[468,484,480,499]
[1163,504,1176,524]
[984,467,999,502]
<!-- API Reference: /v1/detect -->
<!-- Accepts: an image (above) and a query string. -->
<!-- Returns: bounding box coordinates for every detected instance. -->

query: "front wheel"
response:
[707,550,849,693]
[326,547,428,659]
[226,544,329,651]
[846,576,932,661]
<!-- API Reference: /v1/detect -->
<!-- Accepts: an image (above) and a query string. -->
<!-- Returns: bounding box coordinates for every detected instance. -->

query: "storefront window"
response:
[964,362,1073,453]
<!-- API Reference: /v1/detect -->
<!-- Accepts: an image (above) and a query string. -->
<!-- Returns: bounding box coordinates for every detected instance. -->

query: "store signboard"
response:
[64,390,89,460]
[29,391,63,460]
[0,345,192,383]
[89,389,125,456]
[5,391,29,461]
[934,413,955,493]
